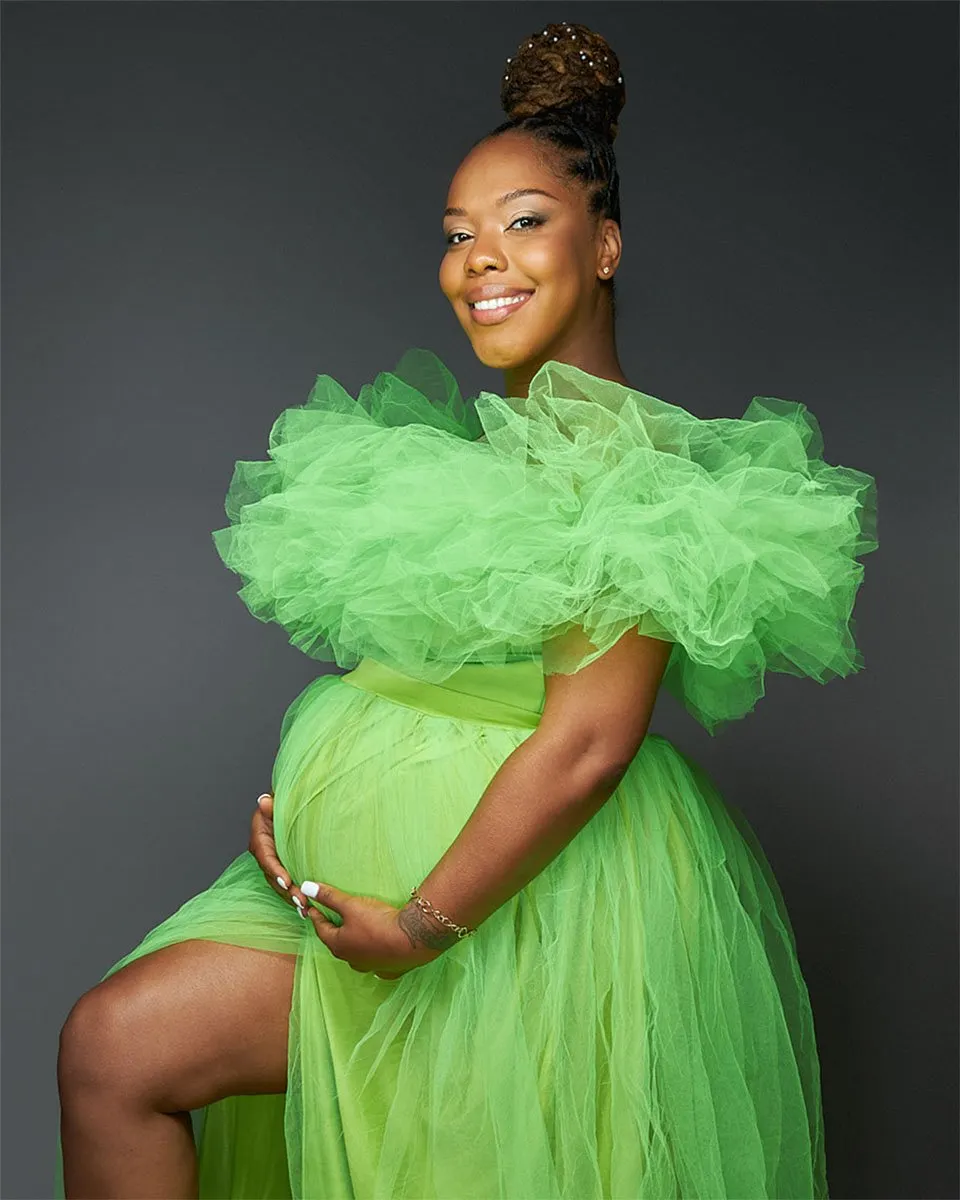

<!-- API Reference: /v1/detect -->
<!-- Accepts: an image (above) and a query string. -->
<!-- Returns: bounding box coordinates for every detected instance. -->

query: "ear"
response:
[596,218,623,280]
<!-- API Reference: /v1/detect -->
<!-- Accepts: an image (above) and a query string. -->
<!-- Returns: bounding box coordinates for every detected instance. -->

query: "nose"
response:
[465,229,506,275]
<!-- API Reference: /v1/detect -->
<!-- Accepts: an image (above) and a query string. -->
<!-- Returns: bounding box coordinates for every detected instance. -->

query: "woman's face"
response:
[439,132,619,372]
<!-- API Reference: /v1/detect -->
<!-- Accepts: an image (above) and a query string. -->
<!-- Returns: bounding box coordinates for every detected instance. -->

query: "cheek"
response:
[437,257,474,331]
[437,254,456,301]
[522,240,583,308]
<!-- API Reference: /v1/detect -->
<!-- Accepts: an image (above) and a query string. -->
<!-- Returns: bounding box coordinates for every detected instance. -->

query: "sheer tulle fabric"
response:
[53,350,872,1197]
[210,349,877,733]
[70,669,828,1197]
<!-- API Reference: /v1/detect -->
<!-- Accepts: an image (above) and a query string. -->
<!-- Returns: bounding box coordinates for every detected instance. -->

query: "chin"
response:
[466,330,547,372]
[470,345,519,370]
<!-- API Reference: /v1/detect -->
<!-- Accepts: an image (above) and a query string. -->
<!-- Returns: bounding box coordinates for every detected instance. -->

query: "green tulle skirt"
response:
[57,655,828,1199]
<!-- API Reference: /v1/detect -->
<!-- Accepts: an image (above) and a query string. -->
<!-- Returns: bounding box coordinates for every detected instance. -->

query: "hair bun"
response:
[500,21,625,143]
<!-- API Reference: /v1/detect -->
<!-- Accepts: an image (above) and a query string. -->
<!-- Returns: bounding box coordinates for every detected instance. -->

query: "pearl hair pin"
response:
[504,27,622,86]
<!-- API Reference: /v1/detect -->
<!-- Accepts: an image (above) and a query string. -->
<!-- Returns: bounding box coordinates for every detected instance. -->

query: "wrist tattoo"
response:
[397,901,460,952]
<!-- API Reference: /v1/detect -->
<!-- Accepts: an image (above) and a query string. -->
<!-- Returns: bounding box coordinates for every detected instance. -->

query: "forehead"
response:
[444,133,579,211]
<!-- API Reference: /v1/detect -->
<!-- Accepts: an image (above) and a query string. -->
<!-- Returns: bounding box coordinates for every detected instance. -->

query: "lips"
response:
[466,290,535,325]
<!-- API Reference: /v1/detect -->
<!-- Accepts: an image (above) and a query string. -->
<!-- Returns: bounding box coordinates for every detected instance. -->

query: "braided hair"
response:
[478,21,626,310]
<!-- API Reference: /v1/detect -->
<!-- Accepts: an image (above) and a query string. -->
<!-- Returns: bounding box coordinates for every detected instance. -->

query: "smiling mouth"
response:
[467,291,534,324]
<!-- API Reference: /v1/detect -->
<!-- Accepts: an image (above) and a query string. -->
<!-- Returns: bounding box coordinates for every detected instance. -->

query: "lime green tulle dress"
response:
[58,350,878,1199]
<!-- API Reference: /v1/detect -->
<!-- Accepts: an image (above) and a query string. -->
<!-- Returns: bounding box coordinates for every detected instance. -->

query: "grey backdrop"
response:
[3,3,957,1198]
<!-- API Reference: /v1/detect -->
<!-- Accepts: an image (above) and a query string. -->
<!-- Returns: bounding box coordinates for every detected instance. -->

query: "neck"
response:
[501,331,631,400]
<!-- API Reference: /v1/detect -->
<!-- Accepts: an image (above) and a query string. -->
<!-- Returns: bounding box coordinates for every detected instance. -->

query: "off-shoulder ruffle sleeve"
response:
[211,350,878,734]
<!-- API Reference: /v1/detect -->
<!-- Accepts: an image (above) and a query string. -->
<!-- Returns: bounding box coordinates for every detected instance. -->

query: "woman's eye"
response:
[445,215,545,247]
[509,215,545,231]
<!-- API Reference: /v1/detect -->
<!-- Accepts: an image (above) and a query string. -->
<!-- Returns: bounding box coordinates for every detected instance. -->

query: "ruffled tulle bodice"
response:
[211,348,878,734]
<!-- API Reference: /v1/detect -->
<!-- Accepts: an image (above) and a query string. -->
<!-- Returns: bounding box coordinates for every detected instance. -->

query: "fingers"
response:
[300,880,352,935]
[250,797,288,886]
[299,879,345,912]
[250,793,306,916]
[306,909,403,980]
[304,904,338,947]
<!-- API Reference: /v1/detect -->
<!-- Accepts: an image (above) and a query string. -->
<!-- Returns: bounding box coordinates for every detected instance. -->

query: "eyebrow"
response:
[443,188,561,219]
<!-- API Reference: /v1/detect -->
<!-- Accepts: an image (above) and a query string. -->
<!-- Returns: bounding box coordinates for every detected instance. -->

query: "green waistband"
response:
[339,658,545,729]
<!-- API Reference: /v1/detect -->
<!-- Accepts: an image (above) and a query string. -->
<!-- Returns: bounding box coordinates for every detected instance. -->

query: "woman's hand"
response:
[250,793,454,979]
[302,883,456,980]
[250,792,311,920]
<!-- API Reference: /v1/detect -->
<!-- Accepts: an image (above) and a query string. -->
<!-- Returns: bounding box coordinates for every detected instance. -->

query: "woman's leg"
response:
[58,939,297,1200]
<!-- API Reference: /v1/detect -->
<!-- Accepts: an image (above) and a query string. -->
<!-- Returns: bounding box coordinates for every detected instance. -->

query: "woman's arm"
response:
[400,624,673,945]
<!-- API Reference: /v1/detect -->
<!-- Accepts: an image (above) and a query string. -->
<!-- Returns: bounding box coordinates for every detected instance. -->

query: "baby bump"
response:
[270,675,533,903]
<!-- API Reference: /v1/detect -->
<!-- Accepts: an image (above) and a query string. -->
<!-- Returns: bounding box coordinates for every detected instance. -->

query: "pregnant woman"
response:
[56,20,877,1199]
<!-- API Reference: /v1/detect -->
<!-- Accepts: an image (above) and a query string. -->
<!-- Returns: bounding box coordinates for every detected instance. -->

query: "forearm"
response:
[403,727,627,944]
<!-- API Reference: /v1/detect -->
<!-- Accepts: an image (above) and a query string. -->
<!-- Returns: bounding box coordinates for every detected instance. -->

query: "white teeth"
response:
[472,294,529,310]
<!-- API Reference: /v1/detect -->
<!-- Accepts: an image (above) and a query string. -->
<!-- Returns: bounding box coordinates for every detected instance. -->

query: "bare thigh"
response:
[60,939,297,1112]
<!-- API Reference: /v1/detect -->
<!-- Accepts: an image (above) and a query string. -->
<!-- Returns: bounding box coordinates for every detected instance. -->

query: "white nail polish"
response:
[292,896,304,910]
[257,793,271,804]
[296,905,306,919]
[300,881,320,898]
[276,876,288,890]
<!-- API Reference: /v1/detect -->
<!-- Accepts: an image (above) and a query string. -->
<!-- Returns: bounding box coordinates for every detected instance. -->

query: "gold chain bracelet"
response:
[409,886,476,939]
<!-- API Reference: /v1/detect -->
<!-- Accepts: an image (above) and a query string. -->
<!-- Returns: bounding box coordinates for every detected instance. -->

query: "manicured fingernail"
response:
[292,895,303,910]
[257,793,271,803]
[300,881,320,898]
[276,876,288,890]
[295,904,306,919]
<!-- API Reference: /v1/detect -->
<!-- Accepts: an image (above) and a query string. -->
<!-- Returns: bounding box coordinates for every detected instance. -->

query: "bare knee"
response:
[58,941,295,1121]
[58,981,144,1106]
